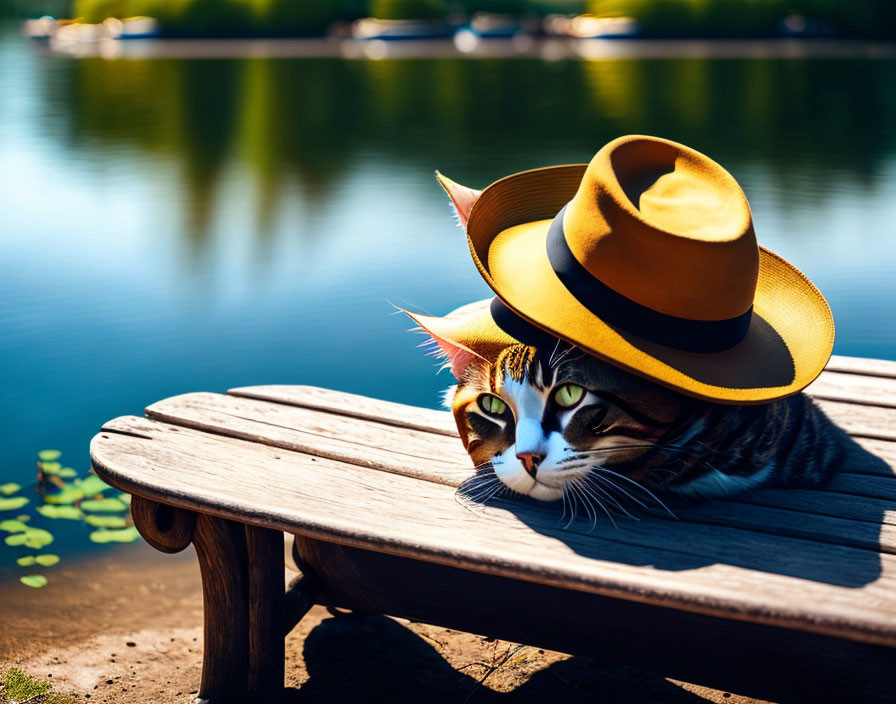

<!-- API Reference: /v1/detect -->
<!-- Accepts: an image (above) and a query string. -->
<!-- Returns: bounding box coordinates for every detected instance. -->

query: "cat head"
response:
[418,318,695,501]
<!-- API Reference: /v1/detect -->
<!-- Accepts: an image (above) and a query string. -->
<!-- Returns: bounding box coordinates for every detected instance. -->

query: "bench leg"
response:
[192,514,250,704]
[246,525,285,700]
[132,498,302,702]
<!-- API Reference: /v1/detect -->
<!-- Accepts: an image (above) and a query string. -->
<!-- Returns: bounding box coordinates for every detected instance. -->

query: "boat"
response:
[351,18,454,41]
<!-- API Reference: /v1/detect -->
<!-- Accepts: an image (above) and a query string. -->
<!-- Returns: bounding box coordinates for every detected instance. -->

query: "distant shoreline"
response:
[33,35,896,61]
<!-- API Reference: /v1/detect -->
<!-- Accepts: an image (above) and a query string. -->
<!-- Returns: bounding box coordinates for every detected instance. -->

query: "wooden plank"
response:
[297,539,896,704]
[826,355,896,379]
[228,385,458,437]
[229,383,896,446]
[846,437,896,477]
[90,415,896,648]
[147,392,470,487]
[814,399,896,441]
[807,370,896,408]
[147,392,896,544]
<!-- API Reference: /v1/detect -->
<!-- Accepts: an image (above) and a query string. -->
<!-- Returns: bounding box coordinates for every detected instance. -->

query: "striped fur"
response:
[441,341,845,507]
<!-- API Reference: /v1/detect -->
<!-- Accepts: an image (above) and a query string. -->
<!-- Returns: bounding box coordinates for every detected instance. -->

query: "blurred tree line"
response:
[1,0,894,36]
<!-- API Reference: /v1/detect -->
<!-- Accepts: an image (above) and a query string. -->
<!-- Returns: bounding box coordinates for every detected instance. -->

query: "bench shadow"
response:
[283,611,712,703]
[477,432,892,589]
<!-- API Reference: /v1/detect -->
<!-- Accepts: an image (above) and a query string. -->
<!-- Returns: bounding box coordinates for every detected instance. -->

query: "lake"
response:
[1,28,895,559]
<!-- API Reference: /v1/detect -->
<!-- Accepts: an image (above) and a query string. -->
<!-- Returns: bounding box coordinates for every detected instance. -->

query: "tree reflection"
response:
[38,54,896,247]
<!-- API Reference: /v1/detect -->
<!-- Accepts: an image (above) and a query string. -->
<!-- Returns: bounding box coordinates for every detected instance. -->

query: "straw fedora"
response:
[417,135,834,404]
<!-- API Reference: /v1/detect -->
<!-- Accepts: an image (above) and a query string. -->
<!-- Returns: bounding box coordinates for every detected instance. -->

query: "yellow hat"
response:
[427,135,834,405]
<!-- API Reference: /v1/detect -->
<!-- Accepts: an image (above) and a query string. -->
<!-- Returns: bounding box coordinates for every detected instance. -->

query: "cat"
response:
[415,303,849,516]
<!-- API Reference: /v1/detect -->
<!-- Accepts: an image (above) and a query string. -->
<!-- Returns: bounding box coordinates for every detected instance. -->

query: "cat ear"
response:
[435,171,481,229]
[404,310,487,380]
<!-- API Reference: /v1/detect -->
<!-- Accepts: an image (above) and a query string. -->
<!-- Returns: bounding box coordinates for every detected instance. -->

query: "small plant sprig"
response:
[0,667,73,704]
[0,450,140,588]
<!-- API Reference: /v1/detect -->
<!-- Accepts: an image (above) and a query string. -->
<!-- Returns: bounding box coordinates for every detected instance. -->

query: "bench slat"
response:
[806,371,896,408]
[147,392,469,487]
[826,355,896,379]
[228,385,458,436]
[148,391,896,535]
[230,380,896,442]
[91,415,896,648]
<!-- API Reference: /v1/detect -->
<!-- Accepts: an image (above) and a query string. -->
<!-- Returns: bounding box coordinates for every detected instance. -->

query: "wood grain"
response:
[147,392,469,486]
[296,536,896,704]
[227,380,896,445]
[806,370,896,408]
[130,495,195,554]
[246,525,284,701]
[826,355,896,379]
[192,514,249,703]
[91,415,896,648]
[228,384,458,437]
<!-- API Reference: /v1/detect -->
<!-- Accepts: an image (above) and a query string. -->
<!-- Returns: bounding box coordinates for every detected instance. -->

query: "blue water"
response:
[1,31,895,539]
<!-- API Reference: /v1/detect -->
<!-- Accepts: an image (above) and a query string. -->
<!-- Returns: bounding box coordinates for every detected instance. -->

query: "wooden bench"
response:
[89,355,896,704]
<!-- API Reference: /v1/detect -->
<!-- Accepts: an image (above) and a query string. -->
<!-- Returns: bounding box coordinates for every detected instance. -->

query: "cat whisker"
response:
[580,478,639,521]
[560,484,576,528]
[574,478,617,530]
[592,467,677,519]
[589,473,652,513]
[569,480,596,529]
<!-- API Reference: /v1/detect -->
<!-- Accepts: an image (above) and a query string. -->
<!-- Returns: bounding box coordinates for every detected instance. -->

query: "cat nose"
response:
[517,452,545,478]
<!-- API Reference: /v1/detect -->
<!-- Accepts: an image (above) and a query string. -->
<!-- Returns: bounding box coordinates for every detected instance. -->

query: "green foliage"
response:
[0,483,21,496]
[0,519,29,533]
[20,574,49,588]
[1,667,52,699]
[1,450,138,588]
[0,496,29,511]
[89,526,141,543]
[370,0,447,20]
[70,0,362,35]
[81,497,127,512]
[36,504,83,520]
[85,514,127,528]
[5,527,54,549]
[248,0,336,36]
[588,0,786,37]
[77,474,112,497]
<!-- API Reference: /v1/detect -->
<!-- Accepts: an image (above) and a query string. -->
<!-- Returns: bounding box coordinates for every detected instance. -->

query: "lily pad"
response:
[81,498,127,513]
[0,496,29,511]
[39,462,62,475]
[89,526,140,544]
[36,504,83,520]
[35,554,60,567]
[39,450,61,461]
[78,475,112,497]
[16,556,36,566]
[0,519,29,533]
[43,485,84,505]
[5,527,54,549]
[85,514,127,528]
[58,467,78,478]
[20,575,48,588]
[0,482,21,496]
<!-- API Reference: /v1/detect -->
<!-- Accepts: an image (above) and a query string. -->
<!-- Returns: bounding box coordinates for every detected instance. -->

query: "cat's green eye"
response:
[478,394,507,416]
[554,383,585,408]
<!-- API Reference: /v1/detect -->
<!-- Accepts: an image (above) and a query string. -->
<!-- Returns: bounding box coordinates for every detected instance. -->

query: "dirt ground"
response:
[1,541,774,704]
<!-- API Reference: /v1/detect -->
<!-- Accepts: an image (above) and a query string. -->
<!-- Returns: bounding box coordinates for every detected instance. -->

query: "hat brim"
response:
[463,165,835,404]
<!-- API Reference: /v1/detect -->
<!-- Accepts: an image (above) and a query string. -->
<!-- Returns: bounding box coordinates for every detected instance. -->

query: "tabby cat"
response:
[418,311,848,516]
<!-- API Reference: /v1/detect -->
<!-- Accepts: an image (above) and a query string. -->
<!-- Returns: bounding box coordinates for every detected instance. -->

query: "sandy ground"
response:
[1,541,773,704]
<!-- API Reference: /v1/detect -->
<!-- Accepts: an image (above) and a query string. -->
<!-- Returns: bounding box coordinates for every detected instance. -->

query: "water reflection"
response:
[39,55,896,247]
